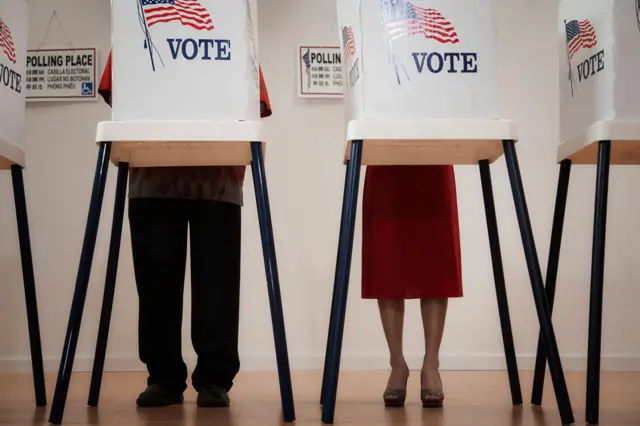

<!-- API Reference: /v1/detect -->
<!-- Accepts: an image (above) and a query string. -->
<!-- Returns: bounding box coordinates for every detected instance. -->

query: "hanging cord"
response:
[37,10,73,50]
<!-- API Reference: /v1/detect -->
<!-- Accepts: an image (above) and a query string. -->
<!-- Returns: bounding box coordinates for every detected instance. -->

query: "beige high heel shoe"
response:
[421,370,445,408]
[383,363,409,407]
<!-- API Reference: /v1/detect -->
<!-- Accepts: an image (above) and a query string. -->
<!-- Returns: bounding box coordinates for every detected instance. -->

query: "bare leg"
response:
[420,298,448,402]
[378,299,408,392]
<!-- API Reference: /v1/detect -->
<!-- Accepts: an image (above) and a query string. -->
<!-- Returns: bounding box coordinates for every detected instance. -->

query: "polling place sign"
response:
[298,45,344,99]
[25,47,98,102]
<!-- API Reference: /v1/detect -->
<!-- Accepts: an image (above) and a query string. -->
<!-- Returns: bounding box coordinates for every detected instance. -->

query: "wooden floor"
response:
[0,371,638,425]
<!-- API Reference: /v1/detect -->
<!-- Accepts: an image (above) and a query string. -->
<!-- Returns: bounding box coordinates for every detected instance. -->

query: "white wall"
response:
[0,0,638,374]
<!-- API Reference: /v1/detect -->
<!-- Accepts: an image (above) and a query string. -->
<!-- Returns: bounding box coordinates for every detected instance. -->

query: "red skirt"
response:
[362,165,463,300]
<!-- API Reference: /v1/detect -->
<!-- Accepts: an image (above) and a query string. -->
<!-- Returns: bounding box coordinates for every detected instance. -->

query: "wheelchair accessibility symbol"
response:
[81,82,94,96]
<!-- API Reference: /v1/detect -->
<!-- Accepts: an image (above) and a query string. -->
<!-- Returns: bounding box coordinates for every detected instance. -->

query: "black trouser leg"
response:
[10,165,47,408]
[321,164,351,406]
[478,160,522,406]
[49,142,112,425]
[129,198,189,393]
[531,160,572,405]
[502,140,574,426]
[251,142,295,422]
[88,162,129,406]
[586,141,610,425]
[190,201,242,391]
[321,141,363,425]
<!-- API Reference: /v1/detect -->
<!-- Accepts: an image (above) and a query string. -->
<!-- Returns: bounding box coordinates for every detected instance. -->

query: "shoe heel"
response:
[383,363,409,408]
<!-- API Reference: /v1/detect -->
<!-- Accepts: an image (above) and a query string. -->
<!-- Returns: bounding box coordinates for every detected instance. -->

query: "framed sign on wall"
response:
[297,45,343,99]
[25,47,98,102]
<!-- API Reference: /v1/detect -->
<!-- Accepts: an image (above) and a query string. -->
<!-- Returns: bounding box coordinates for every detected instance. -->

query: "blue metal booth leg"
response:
[49,142,112,425]
[88,162,130,407]
[10,165,47,407]
[321,162,351,406]
[478,159,523,406]
[502,140,575,426]
[321,140,363,424]
[531,160,572,405]
[586,140,611,425]
[250,142,296,422]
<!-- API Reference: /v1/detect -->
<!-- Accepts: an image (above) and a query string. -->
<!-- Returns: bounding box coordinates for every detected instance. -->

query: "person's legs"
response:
[129,198,188,402]
[378,299,409,405]
[188,200,241,402]
[420,298,448,405]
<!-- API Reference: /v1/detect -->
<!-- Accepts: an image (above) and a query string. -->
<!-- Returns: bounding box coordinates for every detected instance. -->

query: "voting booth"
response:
[48,0,294,424]
[557,0,640,165]
[0,0,27,169]
[102,0,261,167]
[320,1,574,425]
[337,0,514,166]
[530,1,640,424]
[0,0,47,408]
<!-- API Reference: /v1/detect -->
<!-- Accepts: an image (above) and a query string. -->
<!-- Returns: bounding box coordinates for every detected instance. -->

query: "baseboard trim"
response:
[1,354,639,374]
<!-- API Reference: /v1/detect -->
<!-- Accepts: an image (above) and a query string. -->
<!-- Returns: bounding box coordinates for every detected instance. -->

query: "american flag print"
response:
[342,26,356,60]
[141,0,214,31]
[0,17,16,64]
[302,48,311,90]
[381,0,459,44]
[566,19,597,59]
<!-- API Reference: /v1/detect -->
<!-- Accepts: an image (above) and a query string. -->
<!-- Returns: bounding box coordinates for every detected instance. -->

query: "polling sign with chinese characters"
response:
[298,45,343,99]
[25,48,98,102]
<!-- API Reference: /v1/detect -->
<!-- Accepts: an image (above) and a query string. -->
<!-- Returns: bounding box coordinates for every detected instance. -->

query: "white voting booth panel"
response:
[100,0,262,166]
[0,1,47,409]
[337,0,516,166]
[558,0,640,164]
[0,0,27,169]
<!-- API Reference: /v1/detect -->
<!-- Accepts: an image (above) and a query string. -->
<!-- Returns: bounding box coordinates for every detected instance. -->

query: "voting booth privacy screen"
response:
[111,0,260,122]
[337,0,499,122]
[559,0,640,144]
[0,0,27,157]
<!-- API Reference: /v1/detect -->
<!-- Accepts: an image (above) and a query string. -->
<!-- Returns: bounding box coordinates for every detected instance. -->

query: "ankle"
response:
[422,355,439,370]
[389,355,406,370]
